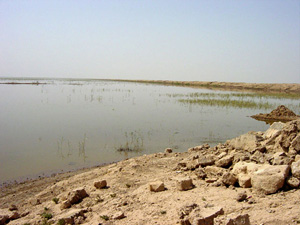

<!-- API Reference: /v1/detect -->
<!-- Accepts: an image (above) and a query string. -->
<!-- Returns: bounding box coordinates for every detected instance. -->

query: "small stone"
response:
[177,178,194,191]
[9,205,18,211]
[236,192,247,202]
[191,207,224,225]
[165,148,173,153]
[247,198,256,204]
[9,212,20,220]
[29,198,41,206]
[215,155,234,168]
[68,188,89,205]
[195,168,207,179]
[237,174,251,188]
[60,200,72,210]
[149,181,165,192]
[291,161,300,179]
[222,172,237,186]
[286,176,300,188]
[94,180,107,189]
[197,155,215,167]
[113,211,125,220]
[225,214,250,225]
[205,178,218,183]
[0,215,9,225]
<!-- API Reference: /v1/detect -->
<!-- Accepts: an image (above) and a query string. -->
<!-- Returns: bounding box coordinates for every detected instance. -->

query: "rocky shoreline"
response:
[1,118,300,224]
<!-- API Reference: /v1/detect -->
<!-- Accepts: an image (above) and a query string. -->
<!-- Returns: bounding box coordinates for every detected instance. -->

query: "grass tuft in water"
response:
[178,98,275,110]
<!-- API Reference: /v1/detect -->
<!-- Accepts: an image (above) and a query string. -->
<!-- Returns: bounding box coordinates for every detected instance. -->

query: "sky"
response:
[0,0,299,83]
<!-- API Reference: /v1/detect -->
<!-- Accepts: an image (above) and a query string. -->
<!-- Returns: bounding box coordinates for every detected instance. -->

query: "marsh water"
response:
[1,79,299,184]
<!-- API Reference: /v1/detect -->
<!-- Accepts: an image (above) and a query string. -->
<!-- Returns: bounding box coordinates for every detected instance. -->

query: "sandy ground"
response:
[1,149,300,225]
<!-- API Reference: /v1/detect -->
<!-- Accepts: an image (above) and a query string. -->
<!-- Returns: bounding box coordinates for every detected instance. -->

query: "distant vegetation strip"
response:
[166,92,300,100]
[178,98,275,110]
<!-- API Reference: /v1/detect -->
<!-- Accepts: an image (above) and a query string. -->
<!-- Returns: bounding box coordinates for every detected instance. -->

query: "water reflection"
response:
[56,134,88,162]
[0,78,299,183]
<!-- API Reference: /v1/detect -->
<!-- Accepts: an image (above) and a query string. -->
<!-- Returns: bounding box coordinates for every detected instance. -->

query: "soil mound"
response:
[251,105,299,122]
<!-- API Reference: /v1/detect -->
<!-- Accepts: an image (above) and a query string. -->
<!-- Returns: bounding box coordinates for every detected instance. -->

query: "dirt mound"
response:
[251,105,299,122]
[269,105,297,117]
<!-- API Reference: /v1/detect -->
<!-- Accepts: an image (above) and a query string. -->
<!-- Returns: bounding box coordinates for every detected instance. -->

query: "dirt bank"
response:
[1,120,300,225]
[114,79,300,94]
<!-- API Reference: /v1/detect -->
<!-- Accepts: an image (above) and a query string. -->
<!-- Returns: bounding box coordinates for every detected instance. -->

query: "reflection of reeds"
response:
[79,134,87,162]
[178,98,274,110]
[57,137,65,159]
[117,131,144,153]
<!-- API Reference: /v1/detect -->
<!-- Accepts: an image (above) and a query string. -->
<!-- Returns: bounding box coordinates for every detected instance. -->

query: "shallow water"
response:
[0,79,299,183]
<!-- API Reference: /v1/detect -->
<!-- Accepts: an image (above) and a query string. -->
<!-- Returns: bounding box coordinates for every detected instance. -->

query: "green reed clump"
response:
[178,98,275,110]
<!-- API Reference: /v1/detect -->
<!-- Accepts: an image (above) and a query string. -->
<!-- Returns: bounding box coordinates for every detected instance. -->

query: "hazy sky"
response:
[0,0,299,83]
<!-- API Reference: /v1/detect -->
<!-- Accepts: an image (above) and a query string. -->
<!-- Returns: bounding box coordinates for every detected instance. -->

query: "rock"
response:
[291,161,300,179]
[186,160,200,171]
[236,192,247,202]
[176,178,194,191]
[29,198,41,206]
[227,132,263,151]
[250,151,265,164]
[0,209,20,225]
[232,162,248,175]
[178,203,199,219]
[149,181,165,192]
[195,168,207,179]
[217,152,228,159]
[286,177,300,188]
[165,148,173,153]
[188,144,210,153]
[263,122,285,139]
[272,152,293,165]
[60,200,72,210]
[277,120,299,151]
[197,155,215,167]
[237,174,251,188]
[9,212,20,220]
[56,209,86,225]
[205,178,219,183]
[0,215,9,225]
[251,165,290,194]
[94,180,107,189]
[180,218,191,225]
[205,166,227,177]
[232,162,291,193]
[112,211,125,220]
[225,214,250,225]
[232,151,250,164]
[295,155,300,162]
[290,133,300,152]
[191,207,224,225]
[222,172,237,186]
[8,205,17,211]
[67,188,89,205]
[215,155,234,168]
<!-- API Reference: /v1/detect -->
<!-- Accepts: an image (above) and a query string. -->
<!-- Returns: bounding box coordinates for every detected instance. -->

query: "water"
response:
[0,79,299,184]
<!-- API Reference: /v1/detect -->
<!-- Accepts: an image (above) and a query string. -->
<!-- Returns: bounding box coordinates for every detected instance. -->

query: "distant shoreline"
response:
[114,79,300,94]
[1,77,299,93]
